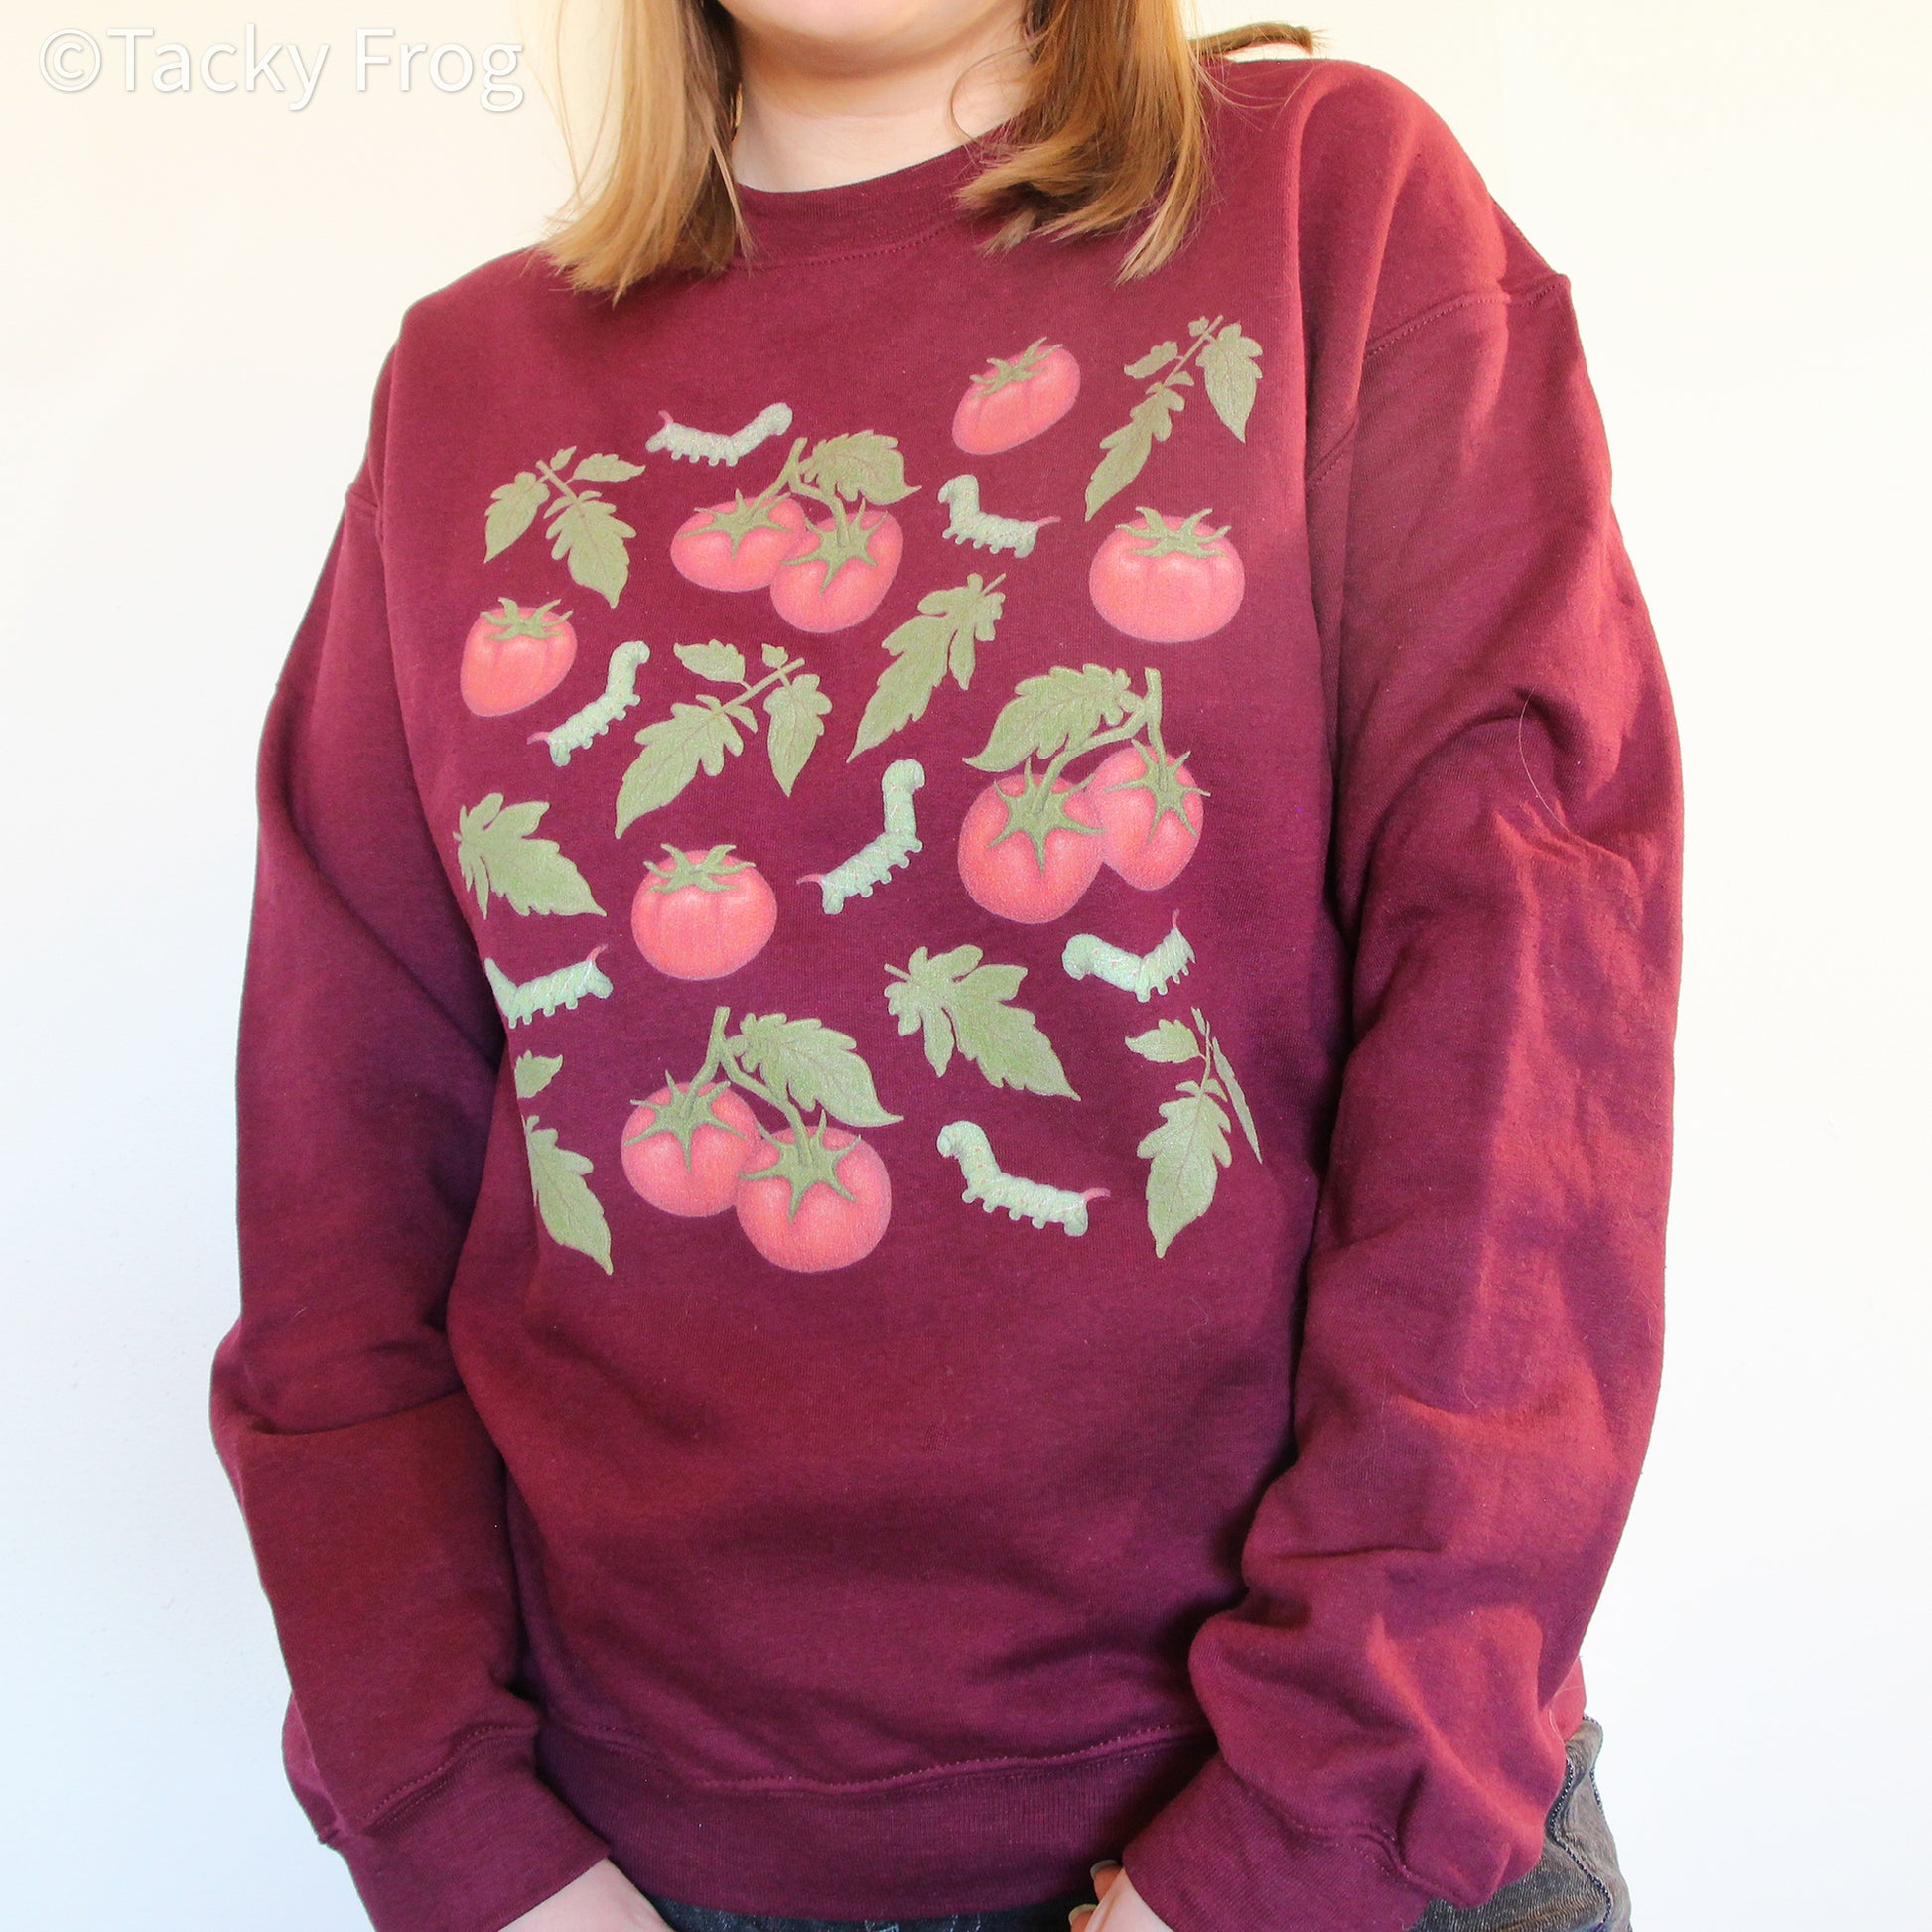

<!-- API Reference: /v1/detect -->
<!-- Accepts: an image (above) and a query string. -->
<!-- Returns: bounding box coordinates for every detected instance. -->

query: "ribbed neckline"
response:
[731,125,1012,266]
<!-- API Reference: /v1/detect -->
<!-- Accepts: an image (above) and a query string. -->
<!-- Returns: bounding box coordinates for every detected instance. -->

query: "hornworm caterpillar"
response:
[528,639,651,766]
[935,1121,1108,1236]
[485,946,614,1028]
[936,475,1060,557]
[1061,917,1195,1002]
[646,402,794,467]
[798,759,925,913]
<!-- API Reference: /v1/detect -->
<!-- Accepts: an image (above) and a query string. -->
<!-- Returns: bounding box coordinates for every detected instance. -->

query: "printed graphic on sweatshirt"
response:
[951,338,1082,454]
[668,429,918,634]
[1090,509,1245,642]
[615,640,830,836]
[515,1051,613,1274]
[630,845,776,981]
[936,476,1059,558]
[1127,1008,1262,1258]
[529,639,651,766]
[484,448,649,609]
[456,794,605,918]
[646,401,794,468]
[935,1121,1107,1237]
[461,600,579,718]
[485,945,614,1028]
[957,665,1205,921]
[848,574,1005,763]
[799,760,924,913]
[621,1004,901,1273]
[1085,317,1262,520]
[1062,917,1195,1003]
[883,944,1077,1098]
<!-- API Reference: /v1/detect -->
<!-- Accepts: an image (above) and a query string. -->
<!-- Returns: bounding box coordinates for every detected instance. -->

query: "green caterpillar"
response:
[935,1121,1107,1236]
[799,759,925,913]
[528,639,651,766]
[485,945,614,1028]
[936,475,1060,557]
[1061,917,1194,1002]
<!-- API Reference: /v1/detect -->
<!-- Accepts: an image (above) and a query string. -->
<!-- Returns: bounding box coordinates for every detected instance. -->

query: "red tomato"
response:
[952,339,1082,454]
[460,600,577,717]
[769,508,902,633]
[956,771,1104,924]
[1089,508,1245,644]
[630,845,776,980]
[735,1127,892,1273]
[1089,743,1206,891]
[669,493,814,591]
[620,1081,761,1217]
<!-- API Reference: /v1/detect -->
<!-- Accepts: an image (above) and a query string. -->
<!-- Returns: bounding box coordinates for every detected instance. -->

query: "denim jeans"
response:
[642,1719,1629,1932]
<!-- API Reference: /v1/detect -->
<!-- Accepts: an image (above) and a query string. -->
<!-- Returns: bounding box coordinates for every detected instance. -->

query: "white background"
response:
[2,2,1926,1925]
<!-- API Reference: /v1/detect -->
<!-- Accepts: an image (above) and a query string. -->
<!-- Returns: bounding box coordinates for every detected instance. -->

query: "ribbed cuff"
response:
[327,1734,611,1932]
[1121,1751,1435,1932]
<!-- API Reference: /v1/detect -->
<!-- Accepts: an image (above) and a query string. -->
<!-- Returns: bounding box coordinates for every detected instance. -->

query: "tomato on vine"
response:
[1089,743,1207,891]
[735,1125,893,1273]
[630,845,777,981]
[460,599,577,717]
[669,492,815,591]
[770,507,903,633]
[1089,508,1245,643]
[620,1081,761,1217]
[956,771,1105,924]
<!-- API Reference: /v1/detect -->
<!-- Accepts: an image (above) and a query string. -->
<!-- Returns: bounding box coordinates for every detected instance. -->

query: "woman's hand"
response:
[502,1860,674,1931]
[1070,1861,1175,1932]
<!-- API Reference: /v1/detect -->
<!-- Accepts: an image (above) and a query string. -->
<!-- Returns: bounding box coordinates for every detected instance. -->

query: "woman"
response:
[211,2,1681,1930]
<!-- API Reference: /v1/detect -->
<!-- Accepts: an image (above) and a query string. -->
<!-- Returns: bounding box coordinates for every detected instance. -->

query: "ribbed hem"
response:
[1122,1752,1435,1932]
[539,1723,1215,1919]
[330,1734,611,1932]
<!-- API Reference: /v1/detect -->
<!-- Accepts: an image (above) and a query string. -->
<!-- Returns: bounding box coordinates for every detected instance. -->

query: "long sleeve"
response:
[210,442,609,1930]
[1120,97,1683,1932]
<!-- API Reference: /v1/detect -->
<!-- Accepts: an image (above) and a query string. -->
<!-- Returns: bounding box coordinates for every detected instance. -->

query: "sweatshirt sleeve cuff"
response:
[1122,1750,1437,1932]
[326,1734,611,1932]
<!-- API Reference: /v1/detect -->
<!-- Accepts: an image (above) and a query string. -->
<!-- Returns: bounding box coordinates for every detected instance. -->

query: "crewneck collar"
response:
[731,128,1009,267]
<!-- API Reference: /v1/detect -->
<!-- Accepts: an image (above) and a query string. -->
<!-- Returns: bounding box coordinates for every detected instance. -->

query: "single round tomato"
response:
[735,1126,892,1273]
[620,1080,761,1217]
[957,770,1104,924]
[630,845,776,980]
[952,339,1082,454]
[669,493,814,592]
[460,599,577,717]
[1089,508,1245,644]
[769,508,902,633]
[1089,742,1206,891]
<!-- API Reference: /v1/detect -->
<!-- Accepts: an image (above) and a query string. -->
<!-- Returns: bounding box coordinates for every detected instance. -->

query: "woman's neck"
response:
[727,3,1034,192]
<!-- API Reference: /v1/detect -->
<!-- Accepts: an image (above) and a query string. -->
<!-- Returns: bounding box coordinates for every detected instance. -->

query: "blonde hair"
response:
[544,4,1315,298]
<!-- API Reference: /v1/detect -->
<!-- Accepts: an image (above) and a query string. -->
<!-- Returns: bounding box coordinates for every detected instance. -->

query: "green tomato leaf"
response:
[484,472,548,561]
[802,431,916,505]
[884,944,1076,1098]
[547,491,636,608]
[1085,384,1186,520]
[1208,1035,1261,1160]
[964,664,1134,772]
[761,641,792,669]
[615,696,747,834]
[1198,323,1263,442]
[676,639,748,685]
[1137,1082,1232,1259]
[729,1013,901,1128]
[1126,1018,1200,1064]
[1123,341,1180,380]
[522,1116,614,1274]
[456,795,605,918]
[764,672,831,797]
[513,1051,563,1099]
[571,452,647,482]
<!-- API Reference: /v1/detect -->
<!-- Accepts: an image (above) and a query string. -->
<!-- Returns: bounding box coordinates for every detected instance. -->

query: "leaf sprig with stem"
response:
[1126,1007,1262,1258]
[639,1006,902,1218]
[615,639,832,835]
[484,445,648,607]
[964,663,1208,868]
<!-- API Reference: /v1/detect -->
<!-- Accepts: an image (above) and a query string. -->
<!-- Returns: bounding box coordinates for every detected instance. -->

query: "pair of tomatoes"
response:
[670,495,902,633]
[621,1083,893,1273]
[957,744,1205,924]
[630,847,776,981]
[460,600,579,717]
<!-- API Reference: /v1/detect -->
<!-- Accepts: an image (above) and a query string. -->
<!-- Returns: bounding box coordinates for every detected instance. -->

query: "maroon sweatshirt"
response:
[212,55,1681,1932]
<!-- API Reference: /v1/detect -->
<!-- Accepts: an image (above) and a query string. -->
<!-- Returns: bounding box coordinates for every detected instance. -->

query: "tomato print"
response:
[630,845,777,981]
[734,1125,892,1273]
[1089,743,1207,891]
[669,492,815,592]
[1089,508,1245,643]
[460,600,578,717]
[769,507,902,633]
[952,339,1081,454]
[620,1080,761,1217]
[957,770,1105,924]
